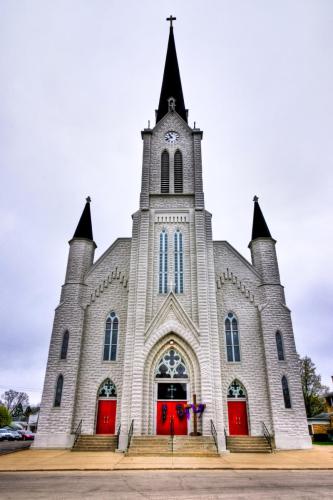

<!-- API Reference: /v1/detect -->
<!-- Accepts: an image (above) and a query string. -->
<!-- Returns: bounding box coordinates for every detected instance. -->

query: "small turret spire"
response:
[251,196,272,240]
[73,196,93,241]
[156,17,187,123]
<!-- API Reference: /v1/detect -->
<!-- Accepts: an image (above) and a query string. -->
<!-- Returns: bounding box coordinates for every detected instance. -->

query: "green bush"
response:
[0,405,11,427]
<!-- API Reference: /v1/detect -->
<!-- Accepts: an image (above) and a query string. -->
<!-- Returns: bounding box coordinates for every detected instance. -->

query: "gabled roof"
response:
[73,197,93,241]
[156,26,187,124]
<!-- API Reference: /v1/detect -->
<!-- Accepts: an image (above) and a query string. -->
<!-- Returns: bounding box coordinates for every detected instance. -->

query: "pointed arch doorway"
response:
[155,347,188,435]
[227,380,249,435]
[96,379,117,434]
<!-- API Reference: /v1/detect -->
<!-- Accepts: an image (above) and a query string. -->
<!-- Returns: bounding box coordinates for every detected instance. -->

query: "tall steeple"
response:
[73,196,93,241]
[251,196,272,241]
[156,16,187,124]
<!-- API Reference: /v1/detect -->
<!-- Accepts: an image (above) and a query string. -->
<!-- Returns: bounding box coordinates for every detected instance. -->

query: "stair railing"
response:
[127,419,134,451]
[262,421,273,452]
[116,424,121,450]
[170,416,175,454]
[210,419,218,452]
[73,419,82,448]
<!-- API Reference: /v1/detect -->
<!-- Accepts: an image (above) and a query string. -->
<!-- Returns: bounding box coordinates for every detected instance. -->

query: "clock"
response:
[164,131,179,144]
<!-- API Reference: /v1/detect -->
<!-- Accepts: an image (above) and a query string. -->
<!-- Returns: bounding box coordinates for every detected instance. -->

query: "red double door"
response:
[156,401,188,435]
[96,400,117,434]
[227,401,249,435]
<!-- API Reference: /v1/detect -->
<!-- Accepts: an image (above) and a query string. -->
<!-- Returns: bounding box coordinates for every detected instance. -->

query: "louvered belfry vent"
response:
[161,150,170,193]
[174,150,183,193]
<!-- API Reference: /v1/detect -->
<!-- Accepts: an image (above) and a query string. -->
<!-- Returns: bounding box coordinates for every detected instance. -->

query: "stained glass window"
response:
[174,230,184,293]
[54,374,63,407]
[227,380,246,398]
[98,378,117,398]
[60,330,69,360]
[155,348,188,378]
[159,230,168,293]
[225,312,240,362]
[276,331,285,361]
[103,312,118,361]
[282,376,291,408]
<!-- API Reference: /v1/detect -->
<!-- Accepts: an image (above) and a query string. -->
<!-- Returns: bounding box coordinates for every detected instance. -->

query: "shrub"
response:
[0,405,11,427]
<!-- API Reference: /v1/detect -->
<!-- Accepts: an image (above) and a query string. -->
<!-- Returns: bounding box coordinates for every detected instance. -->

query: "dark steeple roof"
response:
[156,25,187,123]
[251,196,272,240]
[73,196,93,241]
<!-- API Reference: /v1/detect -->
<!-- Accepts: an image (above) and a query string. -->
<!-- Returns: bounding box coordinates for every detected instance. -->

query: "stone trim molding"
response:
[85,267,129,308]
[154,213,189,223]
[216,268,257,306]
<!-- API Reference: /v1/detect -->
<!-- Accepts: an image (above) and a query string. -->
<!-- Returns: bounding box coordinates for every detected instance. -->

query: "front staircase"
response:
[226,435,272,453]
[127,435,218,456]
[72,434,118,452]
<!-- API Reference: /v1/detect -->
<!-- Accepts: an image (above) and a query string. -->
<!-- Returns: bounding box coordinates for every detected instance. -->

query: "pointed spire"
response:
[251,196,272,240]
[73,196,93,241]
[156,19,187,123]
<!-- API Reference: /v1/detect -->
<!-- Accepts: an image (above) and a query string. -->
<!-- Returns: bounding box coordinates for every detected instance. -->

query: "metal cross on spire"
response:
[166,15,176,27]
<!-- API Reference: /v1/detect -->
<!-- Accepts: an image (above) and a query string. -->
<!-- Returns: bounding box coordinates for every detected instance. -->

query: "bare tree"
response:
[1,390,29,416]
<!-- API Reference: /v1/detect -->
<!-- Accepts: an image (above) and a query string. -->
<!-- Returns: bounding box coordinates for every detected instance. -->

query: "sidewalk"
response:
[0,446,332,471]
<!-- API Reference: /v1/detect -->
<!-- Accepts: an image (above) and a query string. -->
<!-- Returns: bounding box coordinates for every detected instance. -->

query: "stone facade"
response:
[35,29,311,452]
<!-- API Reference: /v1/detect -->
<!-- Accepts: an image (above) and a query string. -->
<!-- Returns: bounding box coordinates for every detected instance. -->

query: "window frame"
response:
[159,229,168,294]
[224,312,241,363]
[60,330,69,360]
[174,149,183,193]
[174,229,184,294]
[282,375,292,409]
[103,312,119,362]
[54,374,63,408]
[161,150,170,193]
[275,331,285,361]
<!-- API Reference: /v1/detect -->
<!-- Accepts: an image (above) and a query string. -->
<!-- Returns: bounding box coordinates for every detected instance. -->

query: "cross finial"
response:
[86,196,91,203]
[166,15,176,27]
[253,195,259,203]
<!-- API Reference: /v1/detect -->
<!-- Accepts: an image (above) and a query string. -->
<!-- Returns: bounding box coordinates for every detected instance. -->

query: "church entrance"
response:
[155,348,189,435]
[227,380,249,436]
[96,379,117,434]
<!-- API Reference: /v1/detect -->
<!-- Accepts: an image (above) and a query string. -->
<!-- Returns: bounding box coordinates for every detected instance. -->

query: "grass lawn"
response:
[313,441,333,445]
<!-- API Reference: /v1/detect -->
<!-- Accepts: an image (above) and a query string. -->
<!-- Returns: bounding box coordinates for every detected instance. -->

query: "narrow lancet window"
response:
[161,150,170,193]
[60,330,69,360]
[282,376,291,408]
[276,331,285,361]
[225,313,240,362]
[174,230,184,293]
[103,312,118,361]
[174,150,183,193]
[54,375,63,407]
[159,230,168,293]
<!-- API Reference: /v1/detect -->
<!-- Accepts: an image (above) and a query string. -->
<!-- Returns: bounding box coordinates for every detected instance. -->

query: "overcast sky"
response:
[1,1,332,404]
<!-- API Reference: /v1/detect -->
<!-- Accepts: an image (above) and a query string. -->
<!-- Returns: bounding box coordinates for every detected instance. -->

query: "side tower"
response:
[35,198,96,447]
[249,197,311,449]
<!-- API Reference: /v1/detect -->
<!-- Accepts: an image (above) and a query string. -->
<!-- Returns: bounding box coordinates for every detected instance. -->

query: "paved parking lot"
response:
[0,470,333,499]
[0,441,31,455]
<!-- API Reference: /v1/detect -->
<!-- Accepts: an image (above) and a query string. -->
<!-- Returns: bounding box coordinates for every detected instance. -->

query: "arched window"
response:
[276,331,284,361]
[227,380,246,398]
[103,312,118,361]
[98,378,117,398]
[225,313,240,362]
[174,150,183,193]
[161,150,170,193]
[155,348,188,378]
[54,374,63,407]
[174,230,184,293]
[282,376,291,408]
[159,229,168,293]
[60,330,69,360]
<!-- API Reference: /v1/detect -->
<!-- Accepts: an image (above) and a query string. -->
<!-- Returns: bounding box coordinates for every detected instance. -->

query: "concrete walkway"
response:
[0,445,332,471]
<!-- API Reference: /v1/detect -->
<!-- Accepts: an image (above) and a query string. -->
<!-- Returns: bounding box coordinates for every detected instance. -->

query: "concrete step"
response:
[72,434,117,452]
[226,436,272,453]
[127,435,219,456]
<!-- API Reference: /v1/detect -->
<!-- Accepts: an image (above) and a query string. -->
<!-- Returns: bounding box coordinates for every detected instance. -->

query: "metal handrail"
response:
[73,419,82,448]
[116,424,121,449]
[170,416,175,454]
[262,421,273,452]
[127,419,134,451]
[210,419,218,452]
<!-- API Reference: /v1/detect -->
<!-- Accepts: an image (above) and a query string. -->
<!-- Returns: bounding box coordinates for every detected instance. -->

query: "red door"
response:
[156,401,188,435]
[228,401,249,435]
[96,400,116,434]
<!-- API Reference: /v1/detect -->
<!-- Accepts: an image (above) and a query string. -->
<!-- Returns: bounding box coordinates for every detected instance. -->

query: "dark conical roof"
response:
[156,26,187,123]
[251,196,272,240]
[73,197,93,241]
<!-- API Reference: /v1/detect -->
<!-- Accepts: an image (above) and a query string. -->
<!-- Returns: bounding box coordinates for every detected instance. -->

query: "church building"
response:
[35,19,311,452]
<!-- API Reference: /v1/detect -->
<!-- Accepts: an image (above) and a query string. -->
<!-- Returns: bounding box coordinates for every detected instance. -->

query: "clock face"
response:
[164,131,179,144]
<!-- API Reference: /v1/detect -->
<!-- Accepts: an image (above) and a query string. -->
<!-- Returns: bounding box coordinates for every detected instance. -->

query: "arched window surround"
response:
[224,312,241,363]
[161,150,170,194]
[54,374,63,407]
[282,375,292,409]
[159,229,168,294]
[174,229,184,294]
[275,331,285,361]
[60,330,69,360]
[155,347,189,379]
[103,312,119,362]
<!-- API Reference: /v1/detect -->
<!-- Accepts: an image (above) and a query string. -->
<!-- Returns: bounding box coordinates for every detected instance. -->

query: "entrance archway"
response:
[155,348,188,435]
[96,378,117,434]
[227,380,249,435]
